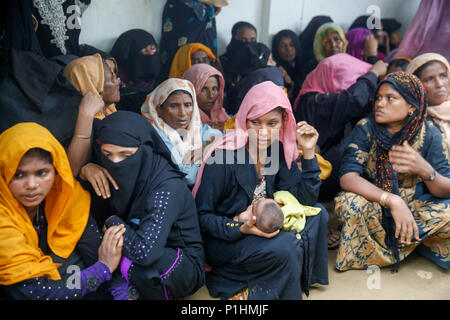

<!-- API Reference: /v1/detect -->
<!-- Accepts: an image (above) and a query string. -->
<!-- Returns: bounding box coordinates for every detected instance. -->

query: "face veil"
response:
[94,111,183,219]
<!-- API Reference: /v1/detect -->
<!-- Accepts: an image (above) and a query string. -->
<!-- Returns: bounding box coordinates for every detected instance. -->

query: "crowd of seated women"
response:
[0,0,448,301]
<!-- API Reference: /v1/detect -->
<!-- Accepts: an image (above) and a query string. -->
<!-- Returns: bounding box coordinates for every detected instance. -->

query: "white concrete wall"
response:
[79,0,421,55]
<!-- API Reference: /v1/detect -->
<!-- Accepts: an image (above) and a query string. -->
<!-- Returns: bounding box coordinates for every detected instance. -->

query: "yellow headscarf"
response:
[313,23,348,62]
[0,123,91,285]
[169,43,216,79]
[64,53,117,119]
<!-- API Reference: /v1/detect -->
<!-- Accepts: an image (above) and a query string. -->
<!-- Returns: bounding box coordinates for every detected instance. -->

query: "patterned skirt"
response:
[334,187,450,271]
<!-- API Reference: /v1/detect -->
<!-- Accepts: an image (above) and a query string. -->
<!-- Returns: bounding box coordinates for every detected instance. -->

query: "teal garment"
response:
[156,123,222,186]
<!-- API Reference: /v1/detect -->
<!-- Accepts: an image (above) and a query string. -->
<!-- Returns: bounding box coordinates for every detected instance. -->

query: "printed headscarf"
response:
[141,78,203,162]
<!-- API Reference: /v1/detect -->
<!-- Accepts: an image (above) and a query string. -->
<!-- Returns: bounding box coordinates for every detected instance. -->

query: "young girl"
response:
[0,123,127,299]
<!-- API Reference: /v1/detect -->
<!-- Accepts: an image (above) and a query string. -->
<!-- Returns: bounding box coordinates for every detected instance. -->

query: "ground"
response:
[186,201,450,300]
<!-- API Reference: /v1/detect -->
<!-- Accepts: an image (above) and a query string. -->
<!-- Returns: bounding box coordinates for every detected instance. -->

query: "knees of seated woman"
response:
[335,191,370,219]
[248,231,304,267]
[313,202,329,225]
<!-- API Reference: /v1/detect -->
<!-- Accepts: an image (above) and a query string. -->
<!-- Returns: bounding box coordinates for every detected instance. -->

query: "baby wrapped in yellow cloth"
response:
[274,191,321,233]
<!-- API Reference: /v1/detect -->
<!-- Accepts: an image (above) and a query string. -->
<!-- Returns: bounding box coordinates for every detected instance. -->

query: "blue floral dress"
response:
[335,117,450,270]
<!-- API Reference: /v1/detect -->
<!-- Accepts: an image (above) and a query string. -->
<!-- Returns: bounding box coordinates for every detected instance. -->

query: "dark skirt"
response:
[204,204,329,300]
[129,247,205,300]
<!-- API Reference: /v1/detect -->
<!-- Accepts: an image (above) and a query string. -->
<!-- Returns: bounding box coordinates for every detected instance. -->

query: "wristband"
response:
[379,192,389,207]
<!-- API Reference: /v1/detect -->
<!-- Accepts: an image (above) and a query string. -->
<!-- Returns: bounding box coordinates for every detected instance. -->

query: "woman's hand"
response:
[80,163,119,199]
[79,92,105,118]
[296,121,318,159]
[98,224,126,273]
[239,213,280,239]
[211,121,226,131]
[182,135,221,166]
[183,148,203,166]
[203,135,221,159]
[369,60,388,78]
[364,33,379,58]
[389,141,435,179]
[385,193,420,245]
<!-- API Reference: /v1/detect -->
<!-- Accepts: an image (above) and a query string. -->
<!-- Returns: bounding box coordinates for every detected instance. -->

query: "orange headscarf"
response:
[169,43,216,79]
[64,53,117,119]
[0,123,91,285]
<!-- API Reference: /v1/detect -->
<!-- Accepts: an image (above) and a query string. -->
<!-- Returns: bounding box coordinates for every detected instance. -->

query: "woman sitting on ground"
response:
[0,123,128,300]
[141,78,222,187]
[192,81,329,300]
[345,27,383,64]
[301,22,348,82]
[168,42,219,79]
[219,21,257,74]
[335,72,450,272]
[294,53,388,201]
[110,29,162,114]
[406,53,450,151]
[182,63,230,131]
[224,42,276,114]
[83,111,206,299]
[271,29,304,103]
[63,53,121,177]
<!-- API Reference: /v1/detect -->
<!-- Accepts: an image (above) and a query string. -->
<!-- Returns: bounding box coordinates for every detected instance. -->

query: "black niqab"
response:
[111,29,162,84]
[94,111,183,219]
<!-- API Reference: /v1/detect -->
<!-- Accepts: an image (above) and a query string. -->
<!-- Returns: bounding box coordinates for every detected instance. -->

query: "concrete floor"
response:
[186,249,450,300]
[186,201,450,300]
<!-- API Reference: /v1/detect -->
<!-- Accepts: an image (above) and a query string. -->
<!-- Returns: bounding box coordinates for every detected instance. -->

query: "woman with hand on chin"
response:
[336,72,450,272]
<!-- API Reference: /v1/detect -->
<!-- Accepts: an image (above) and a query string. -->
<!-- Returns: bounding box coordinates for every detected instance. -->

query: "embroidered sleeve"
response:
[6,261,111,300]
[104,181,182,267]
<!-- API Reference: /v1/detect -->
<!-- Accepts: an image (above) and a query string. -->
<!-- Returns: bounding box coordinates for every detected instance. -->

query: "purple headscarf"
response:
[393,0,450,62]
[345,27,372,61]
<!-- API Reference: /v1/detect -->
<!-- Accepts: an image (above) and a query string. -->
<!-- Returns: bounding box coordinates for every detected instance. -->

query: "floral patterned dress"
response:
[335,117,450,271]
[158,0,218,82]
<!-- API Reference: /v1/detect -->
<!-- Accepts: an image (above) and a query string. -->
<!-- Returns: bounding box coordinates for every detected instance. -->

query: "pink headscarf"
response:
[192,81,298,197]
[393,0,450,62]
[293,53,372,111]
[182,64,230,125]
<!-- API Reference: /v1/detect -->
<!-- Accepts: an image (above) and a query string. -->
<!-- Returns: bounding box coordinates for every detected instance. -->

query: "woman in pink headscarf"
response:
[182,63,230,131]
[293,53,388,204]
[192,81,329,300]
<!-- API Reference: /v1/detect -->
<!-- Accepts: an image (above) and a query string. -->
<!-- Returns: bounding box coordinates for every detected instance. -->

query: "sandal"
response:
[328,228,341,249]
[228,287,249,300]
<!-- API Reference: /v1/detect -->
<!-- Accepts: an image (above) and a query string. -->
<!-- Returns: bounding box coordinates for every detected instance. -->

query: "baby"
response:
[234,198,284,233]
